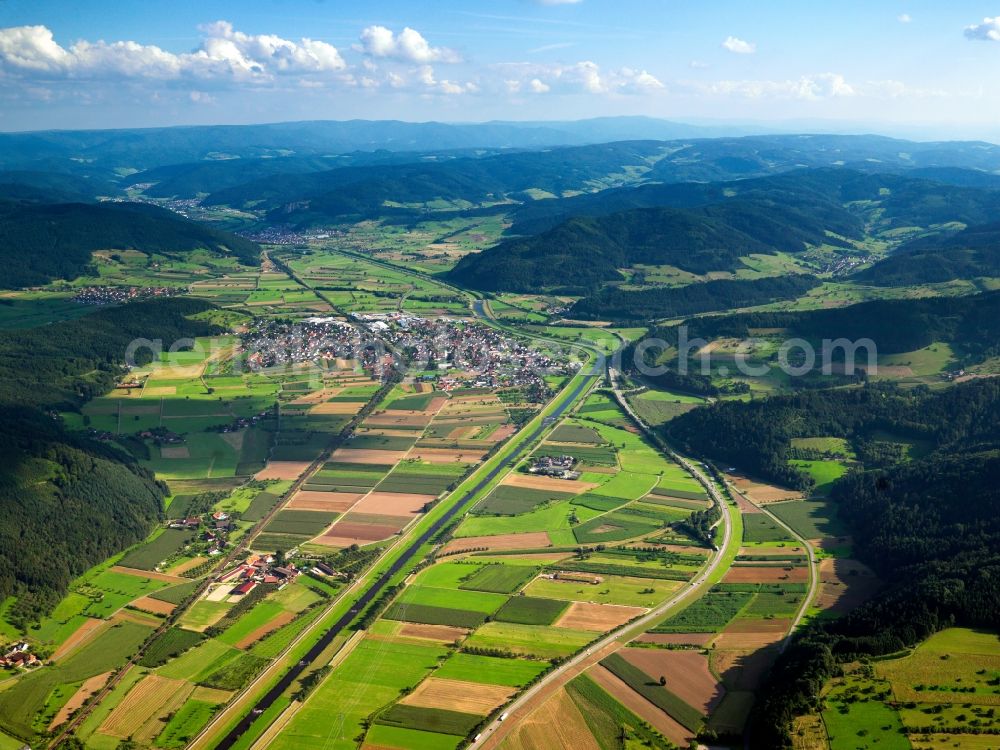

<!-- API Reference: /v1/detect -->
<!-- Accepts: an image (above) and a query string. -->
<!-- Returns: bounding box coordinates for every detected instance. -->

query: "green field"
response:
[139,627,204,667]
[375,703,481,736]
[463,622,593,659]
[434,653,547,687]
[269,638,448,750]
[457,564,538,594]
[119,528,195,570]
[789,459,849,496]
[526,574,677,608]
[493,596,567,625]
[768,499,849,540]
[742,514,796,544]
[650,589,753,633]
[0,620,153,741]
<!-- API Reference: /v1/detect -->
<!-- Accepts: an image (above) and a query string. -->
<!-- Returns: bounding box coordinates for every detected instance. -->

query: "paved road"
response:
[475,364,735,750]
[213,371,598,749]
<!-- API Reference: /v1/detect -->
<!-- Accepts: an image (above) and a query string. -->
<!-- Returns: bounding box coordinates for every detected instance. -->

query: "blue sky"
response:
[1,0,999,137]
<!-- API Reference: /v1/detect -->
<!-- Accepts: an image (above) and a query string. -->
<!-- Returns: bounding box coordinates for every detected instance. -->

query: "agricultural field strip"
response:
[307,392,453,543]
[200,369,600,750]
[730,486,820,651]
[188,323,604,749]
[474,448,736,750]
[51,326,399,747]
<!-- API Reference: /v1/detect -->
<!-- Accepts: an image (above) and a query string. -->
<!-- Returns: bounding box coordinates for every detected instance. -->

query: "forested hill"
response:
[201,140,669,222]
[0,200,259,288]
[666,378,1000,491]
[750,449,1000,746]
[505,167,1000,236]
[661,290,1000,359]
[853,221,1000,286]
[569,275,820,322]
[446,198,846,293]
[0,299,223,627]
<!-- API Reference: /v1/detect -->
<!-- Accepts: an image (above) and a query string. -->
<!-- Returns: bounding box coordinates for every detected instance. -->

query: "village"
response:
[355,313,577,391]
[239,317,375,373]
[72,285,180,305]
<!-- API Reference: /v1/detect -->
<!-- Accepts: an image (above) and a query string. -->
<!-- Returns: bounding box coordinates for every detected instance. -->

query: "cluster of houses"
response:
[527,454,581,480]
[138,429,185,445]
[357,313,575,391]
[241,318,365,371]
[72,285,179,305]
[218,554,300,596]
[168,511,233,556]
[211,411,271,433]
[0,642,38,669]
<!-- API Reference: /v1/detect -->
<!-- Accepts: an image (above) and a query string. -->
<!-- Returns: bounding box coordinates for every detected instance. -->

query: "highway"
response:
[213,370,598,749]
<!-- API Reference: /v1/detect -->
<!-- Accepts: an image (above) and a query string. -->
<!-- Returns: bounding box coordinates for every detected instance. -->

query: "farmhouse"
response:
[527,454,580,479]
[232,580,257,596]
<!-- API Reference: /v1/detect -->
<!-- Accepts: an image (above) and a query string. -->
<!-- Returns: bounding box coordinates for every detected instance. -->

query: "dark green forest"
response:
[749,450,1000,747]
[659,290,1000,359]
[665,378,1000,491]
[0,200,260,287]
[570,275,819,320]
[0,299,222,627]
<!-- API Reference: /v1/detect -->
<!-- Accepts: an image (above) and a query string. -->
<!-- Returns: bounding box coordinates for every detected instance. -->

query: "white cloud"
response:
[965,17,1000,41]
[898,14,912,24]
[493,60,662,96]
[358,26,460,63]
[689,60,709,69]
[722,36,756,54]
[413,64,476,95]
[705,73,854,100]
[0,21,345,83]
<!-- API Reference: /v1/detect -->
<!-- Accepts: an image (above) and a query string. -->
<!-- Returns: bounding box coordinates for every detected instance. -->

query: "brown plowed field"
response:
[588,665,694,747]
[714,618,792,649]
[51,617,106,661]
[637,633,714,647]
[816,557,880,614]
[364,413,433,427]
[711,646,779,691]
[289,388,342,405]
[402,678,514,714]
[501,687,602,750]
[234,611,295,649]
[166,556,211,575]
[288,490,362,512]
[330,448,410,464]
[621,647,724,713]
[255,461,311,480]
[729,476,803,504]
[441,531,552,554]
[502,474,598,493]
[399,623,470,642]
[408,447,487,463]
[554,602,644,631]
[723,565,808,584]
[99,675,192,739]
[131,596,176,615]
[352,491,434,517]
[110,566,187,583]
[309,402,363,414]
[50,672,112,729]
